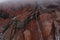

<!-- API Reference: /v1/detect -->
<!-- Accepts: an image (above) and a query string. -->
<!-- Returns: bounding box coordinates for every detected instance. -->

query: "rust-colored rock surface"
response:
[0,2,60,40]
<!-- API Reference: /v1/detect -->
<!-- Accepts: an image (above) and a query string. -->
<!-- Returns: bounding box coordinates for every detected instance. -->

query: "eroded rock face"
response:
[0,1,60,40]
